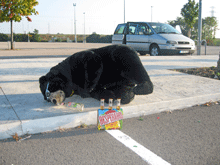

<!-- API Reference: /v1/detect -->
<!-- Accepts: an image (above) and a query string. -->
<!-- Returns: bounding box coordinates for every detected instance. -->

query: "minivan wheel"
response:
[139,51,147,56]
[150,45,160,56]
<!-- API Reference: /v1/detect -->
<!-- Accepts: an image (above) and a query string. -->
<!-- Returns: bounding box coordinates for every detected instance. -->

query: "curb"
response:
[1,92,220,140]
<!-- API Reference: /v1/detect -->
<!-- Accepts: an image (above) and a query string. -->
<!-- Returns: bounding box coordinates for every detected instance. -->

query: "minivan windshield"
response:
[148,23,180,34]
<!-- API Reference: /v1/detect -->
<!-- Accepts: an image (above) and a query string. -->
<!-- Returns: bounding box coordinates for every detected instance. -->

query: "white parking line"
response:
[106,130,171,165]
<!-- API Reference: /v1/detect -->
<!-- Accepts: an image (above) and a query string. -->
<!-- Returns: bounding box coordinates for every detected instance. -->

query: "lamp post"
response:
[83,12,86,43]
[197,0,202,55]
[124,0,125,23]
[73,3,77,43]
[151,6,153,22]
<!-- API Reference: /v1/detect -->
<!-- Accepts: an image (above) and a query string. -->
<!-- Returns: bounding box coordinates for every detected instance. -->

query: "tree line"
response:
[0,29,41,42]
[168,17,218,45]
[0,31,113,43]
[168,0,218,45]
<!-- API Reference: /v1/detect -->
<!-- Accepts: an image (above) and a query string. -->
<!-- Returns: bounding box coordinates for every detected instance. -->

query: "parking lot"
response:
[0,42,219,59]
[0,42,220,165]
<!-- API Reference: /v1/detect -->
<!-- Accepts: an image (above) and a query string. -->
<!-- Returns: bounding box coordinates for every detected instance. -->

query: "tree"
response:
[167,17,188,37]
[181,0,199,38]
[14,33,28,42]
[0,33,9,41]
[29,29,41,42]
[86,32,112,43]
[86,32,101,43]
[203,17,218,40]
[0,0,39,49]
[168,16,219,44]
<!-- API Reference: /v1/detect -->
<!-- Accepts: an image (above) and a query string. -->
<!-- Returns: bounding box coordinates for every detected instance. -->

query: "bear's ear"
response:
[39,76,47,84]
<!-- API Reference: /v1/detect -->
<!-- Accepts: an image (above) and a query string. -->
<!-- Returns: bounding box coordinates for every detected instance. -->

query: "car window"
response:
[128,24,137,35]
[114,24,126,34]
[136,24,152,35]
[148,23,180,34]
[136,25,145,35]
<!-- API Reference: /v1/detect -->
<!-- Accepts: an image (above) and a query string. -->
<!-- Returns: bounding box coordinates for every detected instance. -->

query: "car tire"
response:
[150,45,160,56]
[139,51,147,56]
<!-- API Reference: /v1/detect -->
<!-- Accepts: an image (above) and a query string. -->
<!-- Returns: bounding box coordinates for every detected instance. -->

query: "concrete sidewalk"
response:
[1,54,220,139]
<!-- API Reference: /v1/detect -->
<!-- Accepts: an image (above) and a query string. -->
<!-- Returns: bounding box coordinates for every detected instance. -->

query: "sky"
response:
[1,0,220,38]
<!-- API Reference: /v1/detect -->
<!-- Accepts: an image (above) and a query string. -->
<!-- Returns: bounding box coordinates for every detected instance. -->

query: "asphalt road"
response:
[1,104,220,165]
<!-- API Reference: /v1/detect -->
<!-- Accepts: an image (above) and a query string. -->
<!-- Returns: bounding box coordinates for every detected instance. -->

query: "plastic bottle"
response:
[61,102,84,111]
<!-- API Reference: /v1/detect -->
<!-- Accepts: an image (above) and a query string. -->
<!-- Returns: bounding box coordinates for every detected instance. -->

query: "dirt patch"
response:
[172,66,220,80]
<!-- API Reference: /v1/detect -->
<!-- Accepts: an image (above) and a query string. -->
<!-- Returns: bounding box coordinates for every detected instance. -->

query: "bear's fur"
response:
[39,45,153,104]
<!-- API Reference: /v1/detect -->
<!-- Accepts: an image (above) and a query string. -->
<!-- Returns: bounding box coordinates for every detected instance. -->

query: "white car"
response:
[112,22,195,56]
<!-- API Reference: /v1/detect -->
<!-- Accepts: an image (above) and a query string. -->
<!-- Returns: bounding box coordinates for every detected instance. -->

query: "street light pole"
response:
[124,0,125,23]
[83,12,86,43]
[73,3,77,43]
[151,6,153,22]
[197,0,202,55]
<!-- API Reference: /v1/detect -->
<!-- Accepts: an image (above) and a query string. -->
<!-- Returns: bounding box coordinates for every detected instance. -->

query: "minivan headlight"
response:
[191,41,195,46]
[167,41,177,45]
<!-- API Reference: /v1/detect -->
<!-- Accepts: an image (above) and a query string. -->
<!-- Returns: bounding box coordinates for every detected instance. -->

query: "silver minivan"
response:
[112,22,196,56]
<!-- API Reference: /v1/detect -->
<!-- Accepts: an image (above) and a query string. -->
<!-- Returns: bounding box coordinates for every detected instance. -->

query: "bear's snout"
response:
[49,90,65,105]
[52,99,57,104]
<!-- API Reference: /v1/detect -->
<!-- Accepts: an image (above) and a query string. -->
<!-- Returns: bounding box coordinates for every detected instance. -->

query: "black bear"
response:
[39,45,153,104]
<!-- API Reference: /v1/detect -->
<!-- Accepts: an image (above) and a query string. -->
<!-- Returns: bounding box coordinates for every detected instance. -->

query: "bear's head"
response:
[39,75,66,105]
